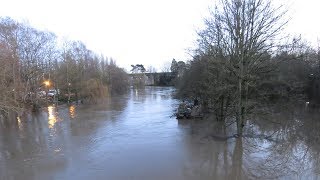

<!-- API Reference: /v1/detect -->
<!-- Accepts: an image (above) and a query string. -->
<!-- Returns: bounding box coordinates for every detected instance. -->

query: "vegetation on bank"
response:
[0,17,129,117]
[176,0,320,135]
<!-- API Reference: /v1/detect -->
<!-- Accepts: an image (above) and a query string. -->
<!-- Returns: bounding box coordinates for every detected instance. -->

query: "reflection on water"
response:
[135,88,138,97]
[0,87,319,180]
[17,116,22,130]
[48,105,59,129]
[69,105,76,119]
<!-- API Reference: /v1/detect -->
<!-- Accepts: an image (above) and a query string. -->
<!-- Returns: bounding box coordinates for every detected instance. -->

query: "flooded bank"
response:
[0,87,319,180]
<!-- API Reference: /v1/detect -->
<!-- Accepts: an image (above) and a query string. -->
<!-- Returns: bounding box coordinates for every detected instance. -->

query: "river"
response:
[0,87,319,180]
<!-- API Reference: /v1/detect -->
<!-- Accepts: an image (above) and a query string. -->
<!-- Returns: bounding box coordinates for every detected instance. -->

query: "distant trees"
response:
[272,43,320,102]
[0,42,22,114]
[130,64,146,86]
[105,60,129,94]
[160,61,172,72]
[147,65,157,73]
[0,17,129,115]
[177,0,287,135]
[55,42,129,102]
[170,58,186,77]
[130,64,146,74]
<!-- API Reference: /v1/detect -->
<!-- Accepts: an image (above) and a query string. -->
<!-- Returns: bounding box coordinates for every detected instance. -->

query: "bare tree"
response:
[0,17,129,116]
[160,61,171,72]
[198,0,287,134]
[147,65,157,73]
[0,18,21,103]
[17,24,57,104]
[130,64,146,74]
[0,42,22,114]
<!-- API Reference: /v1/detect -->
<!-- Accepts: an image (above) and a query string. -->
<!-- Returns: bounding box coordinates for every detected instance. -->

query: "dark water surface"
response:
[0,87,320,180]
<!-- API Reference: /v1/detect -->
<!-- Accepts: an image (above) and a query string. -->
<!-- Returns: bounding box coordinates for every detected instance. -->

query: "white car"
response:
[47,89,59,97]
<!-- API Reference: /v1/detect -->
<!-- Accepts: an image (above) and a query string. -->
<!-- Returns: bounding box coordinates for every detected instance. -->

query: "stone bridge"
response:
[129,72,176,86]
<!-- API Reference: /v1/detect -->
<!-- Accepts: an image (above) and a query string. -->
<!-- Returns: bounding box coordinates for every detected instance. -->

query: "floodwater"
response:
[0,87,320,180]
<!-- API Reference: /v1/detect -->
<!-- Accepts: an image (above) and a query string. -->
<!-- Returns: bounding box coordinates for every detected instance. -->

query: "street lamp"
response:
[44,80,50,87]
[43,80,51,103]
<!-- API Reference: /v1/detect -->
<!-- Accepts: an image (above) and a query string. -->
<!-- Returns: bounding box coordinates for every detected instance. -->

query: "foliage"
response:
[170,58,186,76]
[177,0,287,134]
[0,42,22,114]
[0,17,129,115]
[130,64,146,73]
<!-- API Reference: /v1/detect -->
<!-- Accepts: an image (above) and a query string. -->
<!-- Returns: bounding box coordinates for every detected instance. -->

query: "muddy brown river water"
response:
[0,87,319,180]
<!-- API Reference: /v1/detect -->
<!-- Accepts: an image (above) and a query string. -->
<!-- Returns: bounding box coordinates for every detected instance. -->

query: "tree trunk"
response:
[237,78,243,135]
[220,95,225,121]
[230,137,243,179]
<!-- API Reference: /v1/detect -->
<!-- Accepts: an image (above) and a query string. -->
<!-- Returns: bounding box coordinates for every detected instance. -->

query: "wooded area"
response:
[0,17,129,117]
[176,0,320,135]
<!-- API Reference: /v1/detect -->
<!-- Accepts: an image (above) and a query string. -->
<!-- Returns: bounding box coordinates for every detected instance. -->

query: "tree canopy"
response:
[177,0,288,134]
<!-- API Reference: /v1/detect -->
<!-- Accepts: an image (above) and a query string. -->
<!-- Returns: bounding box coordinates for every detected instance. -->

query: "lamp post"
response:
[44,80,50,104]
[68,82,71,104]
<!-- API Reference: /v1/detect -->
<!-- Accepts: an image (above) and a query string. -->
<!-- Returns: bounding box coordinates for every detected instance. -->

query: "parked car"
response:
[47,89,59,97]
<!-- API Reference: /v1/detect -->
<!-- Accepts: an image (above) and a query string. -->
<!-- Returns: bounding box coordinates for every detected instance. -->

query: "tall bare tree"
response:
[0,42,22,114]
[0,17,129,116]
[197,0,287,134]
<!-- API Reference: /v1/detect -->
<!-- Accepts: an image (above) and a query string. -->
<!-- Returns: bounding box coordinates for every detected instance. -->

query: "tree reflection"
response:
[242,105,320,179]
[229,138,244,179]
[132,87,147,102]
[181,104,320,179]
[0,108,67,180]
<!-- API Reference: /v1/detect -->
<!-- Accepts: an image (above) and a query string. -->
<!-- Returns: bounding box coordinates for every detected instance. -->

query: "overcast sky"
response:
[0,0,320,71]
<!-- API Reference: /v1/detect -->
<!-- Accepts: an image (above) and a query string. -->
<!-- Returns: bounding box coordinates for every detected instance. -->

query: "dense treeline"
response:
[0,17,129,116]
[176,0,320,134]
[178,43,320,103]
